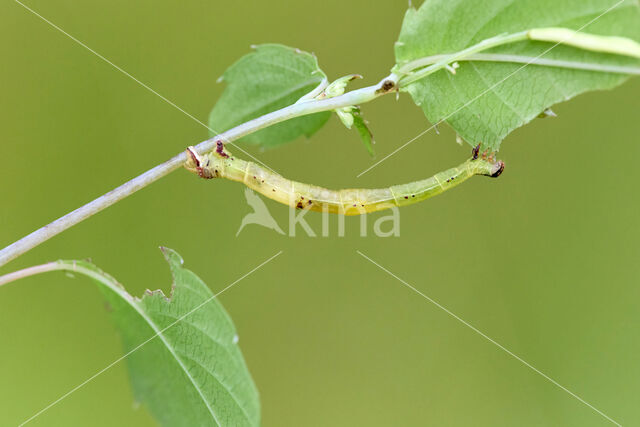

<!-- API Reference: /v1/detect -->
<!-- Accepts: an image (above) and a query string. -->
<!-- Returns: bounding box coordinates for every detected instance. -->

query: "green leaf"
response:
[209,44,330,148]
[315,75,375,156]
[85,248,260,426]
[395,0,640,151]
[333,107,375,156]
[352,112,375,157]
[317,74,362,99]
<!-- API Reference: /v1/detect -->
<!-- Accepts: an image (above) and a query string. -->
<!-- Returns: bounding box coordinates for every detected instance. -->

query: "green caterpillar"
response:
[185,142,504,215]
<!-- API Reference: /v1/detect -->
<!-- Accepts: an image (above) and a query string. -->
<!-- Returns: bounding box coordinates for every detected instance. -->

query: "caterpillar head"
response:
[185,147,217,179]
[471,144,504,178]
[489,160,505,178]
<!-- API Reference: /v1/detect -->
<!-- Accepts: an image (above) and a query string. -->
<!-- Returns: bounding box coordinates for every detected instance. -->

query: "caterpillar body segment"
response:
[185,144,504,215]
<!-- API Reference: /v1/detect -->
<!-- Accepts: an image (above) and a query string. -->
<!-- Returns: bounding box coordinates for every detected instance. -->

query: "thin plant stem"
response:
[0,262,65,287]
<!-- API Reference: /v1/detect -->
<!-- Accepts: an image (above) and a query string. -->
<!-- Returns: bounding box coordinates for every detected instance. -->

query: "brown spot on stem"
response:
[376,79,396,94]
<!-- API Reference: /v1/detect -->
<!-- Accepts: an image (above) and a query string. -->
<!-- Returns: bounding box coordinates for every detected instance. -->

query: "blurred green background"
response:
[1,1,639,426]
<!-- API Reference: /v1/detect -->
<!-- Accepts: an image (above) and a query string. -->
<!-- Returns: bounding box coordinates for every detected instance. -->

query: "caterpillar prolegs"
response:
[184,142,504,216]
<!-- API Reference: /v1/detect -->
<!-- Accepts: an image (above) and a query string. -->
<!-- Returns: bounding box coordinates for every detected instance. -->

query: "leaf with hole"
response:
[90,248,260,427]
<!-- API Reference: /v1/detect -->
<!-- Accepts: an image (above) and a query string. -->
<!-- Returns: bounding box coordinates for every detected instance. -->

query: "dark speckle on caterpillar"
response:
[185,143,504,216]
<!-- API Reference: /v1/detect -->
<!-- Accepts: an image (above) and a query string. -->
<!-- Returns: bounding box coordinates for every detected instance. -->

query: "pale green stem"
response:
[528,28,640,58]
[0,260,110,291]
[397,28,640,86]
[401,53,640,75]
[397,32,529,86]
[0,262,65,287]
[295,77,329,103]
